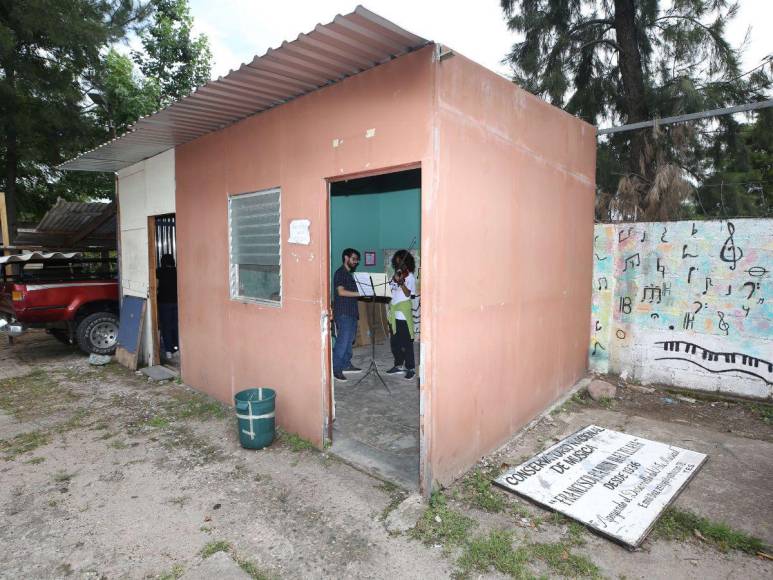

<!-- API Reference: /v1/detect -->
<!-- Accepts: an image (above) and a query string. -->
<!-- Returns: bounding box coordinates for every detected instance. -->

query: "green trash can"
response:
[234,388,276,449]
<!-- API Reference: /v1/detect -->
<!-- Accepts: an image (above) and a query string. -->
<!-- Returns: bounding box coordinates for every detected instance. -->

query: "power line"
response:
[696,56,772,90]
[598,99,773,135]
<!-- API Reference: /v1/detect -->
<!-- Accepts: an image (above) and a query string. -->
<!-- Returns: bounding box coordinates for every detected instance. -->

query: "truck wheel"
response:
[76,312,119,355]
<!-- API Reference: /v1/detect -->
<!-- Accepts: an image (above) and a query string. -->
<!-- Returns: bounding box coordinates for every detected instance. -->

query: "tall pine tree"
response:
[500,0,770,220]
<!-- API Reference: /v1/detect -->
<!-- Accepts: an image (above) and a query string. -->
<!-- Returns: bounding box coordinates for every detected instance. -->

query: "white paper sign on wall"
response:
[494,425,707,549]
[288,219,310,245]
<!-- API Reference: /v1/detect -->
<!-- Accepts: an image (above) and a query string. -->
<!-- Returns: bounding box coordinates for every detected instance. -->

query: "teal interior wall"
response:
[330,188,420,284]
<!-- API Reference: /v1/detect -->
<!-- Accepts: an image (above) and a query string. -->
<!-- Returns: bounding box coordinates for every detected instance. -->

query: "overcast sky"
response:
[188,0,771,83]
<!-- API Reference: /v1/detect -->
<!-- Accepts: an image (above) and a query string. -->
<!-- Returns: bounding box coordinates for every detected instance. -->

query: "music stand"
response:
[353,275,391,393]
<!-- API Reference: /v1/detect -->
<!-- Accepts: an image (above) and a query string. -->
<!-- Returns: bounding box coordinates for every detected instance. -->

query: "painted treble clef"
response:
[720,221,743,270]
[717,311,730,336]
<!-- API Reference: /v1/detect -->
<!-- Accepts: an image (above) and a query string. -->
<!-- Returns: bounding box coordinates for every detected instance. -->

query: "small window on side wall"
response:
[228,188,281,304]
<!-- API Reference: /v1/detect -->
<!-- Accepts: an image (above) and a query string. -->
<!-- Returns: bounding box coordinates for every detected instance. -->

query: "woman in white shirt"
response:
[386,249,417,380]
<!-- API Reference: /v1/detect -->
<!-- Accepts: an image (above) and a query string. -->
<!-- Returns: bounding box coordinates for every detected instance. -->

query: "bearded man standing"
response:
[332,248,362,381]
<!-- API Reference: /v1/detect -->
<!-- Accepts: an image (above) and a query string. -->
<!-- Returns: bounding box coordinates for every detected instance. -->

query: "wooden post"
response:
[0,192,10,277]
[1,191,12,344]
[0,192,9,250]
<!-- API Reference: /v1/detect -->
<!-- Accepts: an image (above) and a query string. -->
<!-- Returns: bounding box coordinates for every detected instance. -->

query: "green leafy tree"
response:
[90,48,160,137]
[0,0,148,238]
[697,109,772,217]
[133,0,211,107]
[500,0,770,221]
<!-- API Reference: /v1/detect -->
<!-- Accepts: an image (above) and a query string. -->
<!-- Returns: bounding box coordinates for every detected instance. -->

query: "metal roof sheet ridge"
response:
[60,5,429,172]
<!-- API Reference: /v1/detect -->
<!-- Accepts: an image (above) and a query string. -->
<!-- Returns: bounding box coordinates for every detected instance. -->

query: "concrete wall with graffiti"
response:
[589,219,772,399]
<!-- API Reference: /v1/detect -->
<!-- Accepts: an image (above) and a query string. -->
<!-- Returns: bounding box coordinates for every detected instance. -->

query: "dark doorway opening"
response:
[149,214,179,370]
[328,168,421,489]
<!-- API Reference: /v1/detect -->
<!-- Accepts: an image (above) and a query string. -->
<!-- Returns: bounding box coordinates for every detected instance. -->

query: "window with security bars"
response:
[228,188,281,304]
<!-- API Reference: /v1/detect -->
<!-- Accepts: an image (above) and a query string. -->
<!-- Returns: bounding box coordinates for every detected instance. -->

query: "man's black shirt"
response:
[333,266,359,319]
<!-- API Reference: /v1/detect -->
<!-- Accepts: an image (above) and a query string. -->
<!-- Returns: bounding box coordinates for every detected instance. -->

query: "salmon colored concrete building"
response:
[63,7,596,492]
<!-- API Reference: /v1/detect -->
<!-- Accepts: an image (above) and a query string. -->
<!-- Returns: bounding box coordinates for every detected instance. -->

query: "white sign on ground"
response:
[494,425,707,549]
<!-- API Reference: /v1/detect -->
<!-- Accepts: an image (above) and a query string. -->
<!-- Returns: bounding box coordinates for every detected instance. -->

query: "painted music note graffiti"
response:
[717,311,730,336]
[623,253,640,272]
[720,221,743,270]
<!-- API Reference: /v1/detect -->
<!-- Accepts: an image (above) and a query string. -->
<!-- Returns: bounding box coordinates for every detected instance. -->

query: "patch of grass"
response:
[156,563,185,580]
[547,512,568,525]
[24,456,46,465]
[552,391,590,415]
[57,367,98,383]
[0,430,52,460]
[411,492,475,549]
[531,541,600,578]
[55,563,73,576]
[168,495,189,508]
[750,403,773,425]
[509,501,532,520]
[0,369,80,420]
[200,540,232,559]
[597,396,615,409]
[234,555,273,580]
[567,521,586,546]
[200,526,213,533]
[148,416,171,429]
[461,466,505,513]
[654,507,768,554]
[161,425,224,464]
[55,408,89,433]
[280,430,315,452]
[108,439,128,450]
[377,481,409,521]
[53,470,73,483]
[166,389,227,421]
[457,530,532,579]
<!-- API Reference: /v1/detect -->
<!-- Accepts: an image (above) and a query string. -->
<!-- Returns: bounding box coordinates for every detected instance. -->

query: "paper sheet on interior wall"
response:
[588,218,773,398]
[494,425,707,549]
[288,219,311,245]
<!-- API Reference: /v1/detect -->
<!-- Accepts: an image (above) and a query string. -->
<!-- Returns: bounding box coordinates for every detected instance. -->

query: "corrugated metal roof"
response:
[61,6,428,173]
[11,200,116,250]
[0,251,82,265]
[36,200,111,233]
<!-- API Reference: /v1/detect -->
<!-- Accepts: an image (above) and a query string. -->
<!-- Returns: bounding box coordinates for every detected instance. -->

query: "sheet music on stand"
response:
[352,272,389,297]
[350,272,391,393]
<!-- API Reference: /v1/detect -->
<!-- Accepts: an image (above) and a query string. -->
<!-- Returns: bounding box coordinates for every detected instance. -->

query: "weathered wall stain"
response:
[590,219,772,399]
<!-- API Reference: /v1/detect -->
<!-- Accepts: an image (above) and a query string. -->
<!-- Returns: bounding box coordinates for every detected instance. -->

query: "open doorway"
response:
[328,168,421,489]
[148,213,179,370]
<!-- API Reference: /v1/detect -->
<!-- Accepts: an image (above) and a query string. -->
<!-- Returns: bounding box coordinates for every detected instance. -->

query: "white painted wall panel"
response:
[117,149,175,364]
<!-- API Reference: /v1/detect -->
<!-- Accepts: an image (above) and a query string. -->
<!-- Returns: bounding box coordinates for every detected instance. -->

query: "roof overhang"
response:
[60,6,428,173]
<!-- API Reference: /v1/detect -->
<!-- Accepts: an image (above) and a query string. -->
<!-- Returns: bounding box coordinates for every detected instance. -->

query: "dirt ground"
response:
[1,331,772,579]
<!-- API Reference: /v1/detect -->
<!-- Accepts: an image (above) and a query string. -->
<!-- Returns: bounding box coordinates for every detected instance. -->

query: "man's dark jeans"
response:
[333,314,357,373]
[158,302,179,352]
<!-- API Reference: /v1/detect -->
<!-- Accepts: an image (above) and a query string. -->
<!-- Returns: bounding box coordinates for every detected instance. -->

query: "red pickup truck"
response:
[0,252,119,354]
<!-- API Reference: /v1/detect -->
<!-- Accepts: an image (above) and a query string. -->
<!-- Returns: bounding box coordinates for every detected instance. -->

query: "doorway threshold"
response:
[330,429,418,490]
[330,343,420,491]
